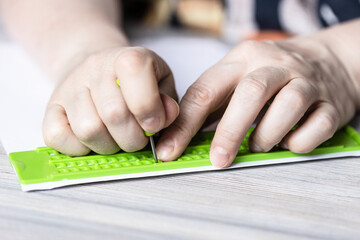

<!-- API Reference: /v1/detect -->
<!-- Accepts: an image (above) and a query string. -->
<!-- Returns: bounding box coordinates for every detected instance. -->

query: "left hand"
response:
[156,38,359,168]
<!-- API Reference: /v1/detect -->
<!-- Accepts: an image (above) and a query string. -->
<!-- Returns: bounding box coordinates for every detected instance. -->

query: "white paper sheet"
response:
[0,44,52,153]
[0,36,231,153]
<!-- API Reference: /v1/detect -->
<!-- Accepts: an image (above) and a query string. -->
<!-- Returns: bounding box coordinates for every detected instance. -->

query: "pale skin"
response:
[1,0,360,168]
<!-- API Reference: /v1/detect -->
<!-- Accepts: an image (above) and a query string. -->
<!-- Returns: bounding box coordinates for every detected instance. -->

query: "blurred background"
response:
[0,19,8,41]
[0,1,232,153]
[1,0,359,152]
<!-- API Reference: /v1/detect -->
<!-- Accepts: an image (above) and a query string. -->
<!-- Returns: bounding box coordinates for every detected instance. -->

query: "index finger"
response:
[115,47,173,134]
[156,64,239,161]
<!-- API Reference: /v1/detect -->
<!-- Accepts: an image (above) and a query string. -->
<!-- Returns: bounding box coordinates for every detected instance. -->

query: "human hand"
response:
[156,39,358,168]
[43,47,179,156]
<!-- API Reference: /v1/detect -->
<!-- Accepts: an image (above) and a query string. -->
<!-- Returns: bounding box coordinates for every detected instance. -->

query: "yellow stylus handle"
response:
[144,131,155,137]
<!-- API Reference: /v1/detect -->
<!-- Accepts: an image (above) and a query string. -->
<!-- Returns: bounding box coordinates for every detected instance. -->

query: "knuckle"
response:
[130,101,158,117]
[278,51,300,66]
[240,77,268,97]
[85,52,102,66]
[252,131,274,150]
[101,101,130,124]
[131,46,148,53]
[236,40,261,53]
[267,66,290,80]
[120,138,148,152]
[43,125,66,148]
[288,109,339,154]
[316,111,338,136]
[278,88,308,109]
[173,123,193,140]
[83,51,115,75]
[184,83,217,109]
[82,53,104,76]
[116,47,149,69]
[75,120,104,142]
[307,82,319,99]
[169,118,194,141]
[218,126,240,145]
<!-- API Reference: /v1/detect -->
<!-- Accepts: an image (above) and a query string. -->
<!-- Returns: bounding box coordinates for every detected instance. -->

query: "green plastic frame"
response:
[8,126,360,189]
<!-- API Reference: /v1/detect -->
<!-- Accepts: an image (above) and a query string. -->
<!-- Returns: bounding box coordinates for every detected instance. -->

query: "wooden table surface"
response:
[1,117,360,240]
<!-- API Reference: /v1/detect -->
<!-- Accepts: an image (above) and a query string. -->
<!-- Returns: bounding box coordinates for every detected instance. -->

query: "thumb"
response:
[161,93,180,128]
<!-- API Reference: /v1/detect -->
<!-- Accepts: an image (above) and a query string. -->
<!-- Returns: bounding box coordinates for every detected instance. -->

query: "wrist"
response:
[46,27,129,84]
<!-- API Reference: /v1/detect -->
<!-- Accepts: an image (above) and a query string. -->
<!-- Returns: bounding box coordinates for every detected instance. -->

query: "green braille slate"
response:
[8,126,360,191]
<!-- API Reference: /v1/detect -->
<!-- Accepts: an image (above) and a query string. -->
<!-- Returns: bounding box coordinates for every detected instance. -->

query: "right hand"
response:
[43,47,179,156]
[156,39,358,168]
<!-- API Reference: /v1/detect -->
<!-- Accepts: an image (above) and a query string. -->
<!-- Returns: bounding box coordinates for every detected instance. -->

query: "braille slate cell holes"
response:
[8,126,360,191]
[45,127,288,176]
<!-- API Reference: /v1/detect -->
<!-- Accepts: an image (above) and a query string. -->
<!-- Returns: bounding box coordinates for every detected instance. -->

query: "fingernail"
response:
[141,117,160,133]
[251,142,263,153]
[210,146,230,168]
[172,99,180,117]
[157,139,174,160]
